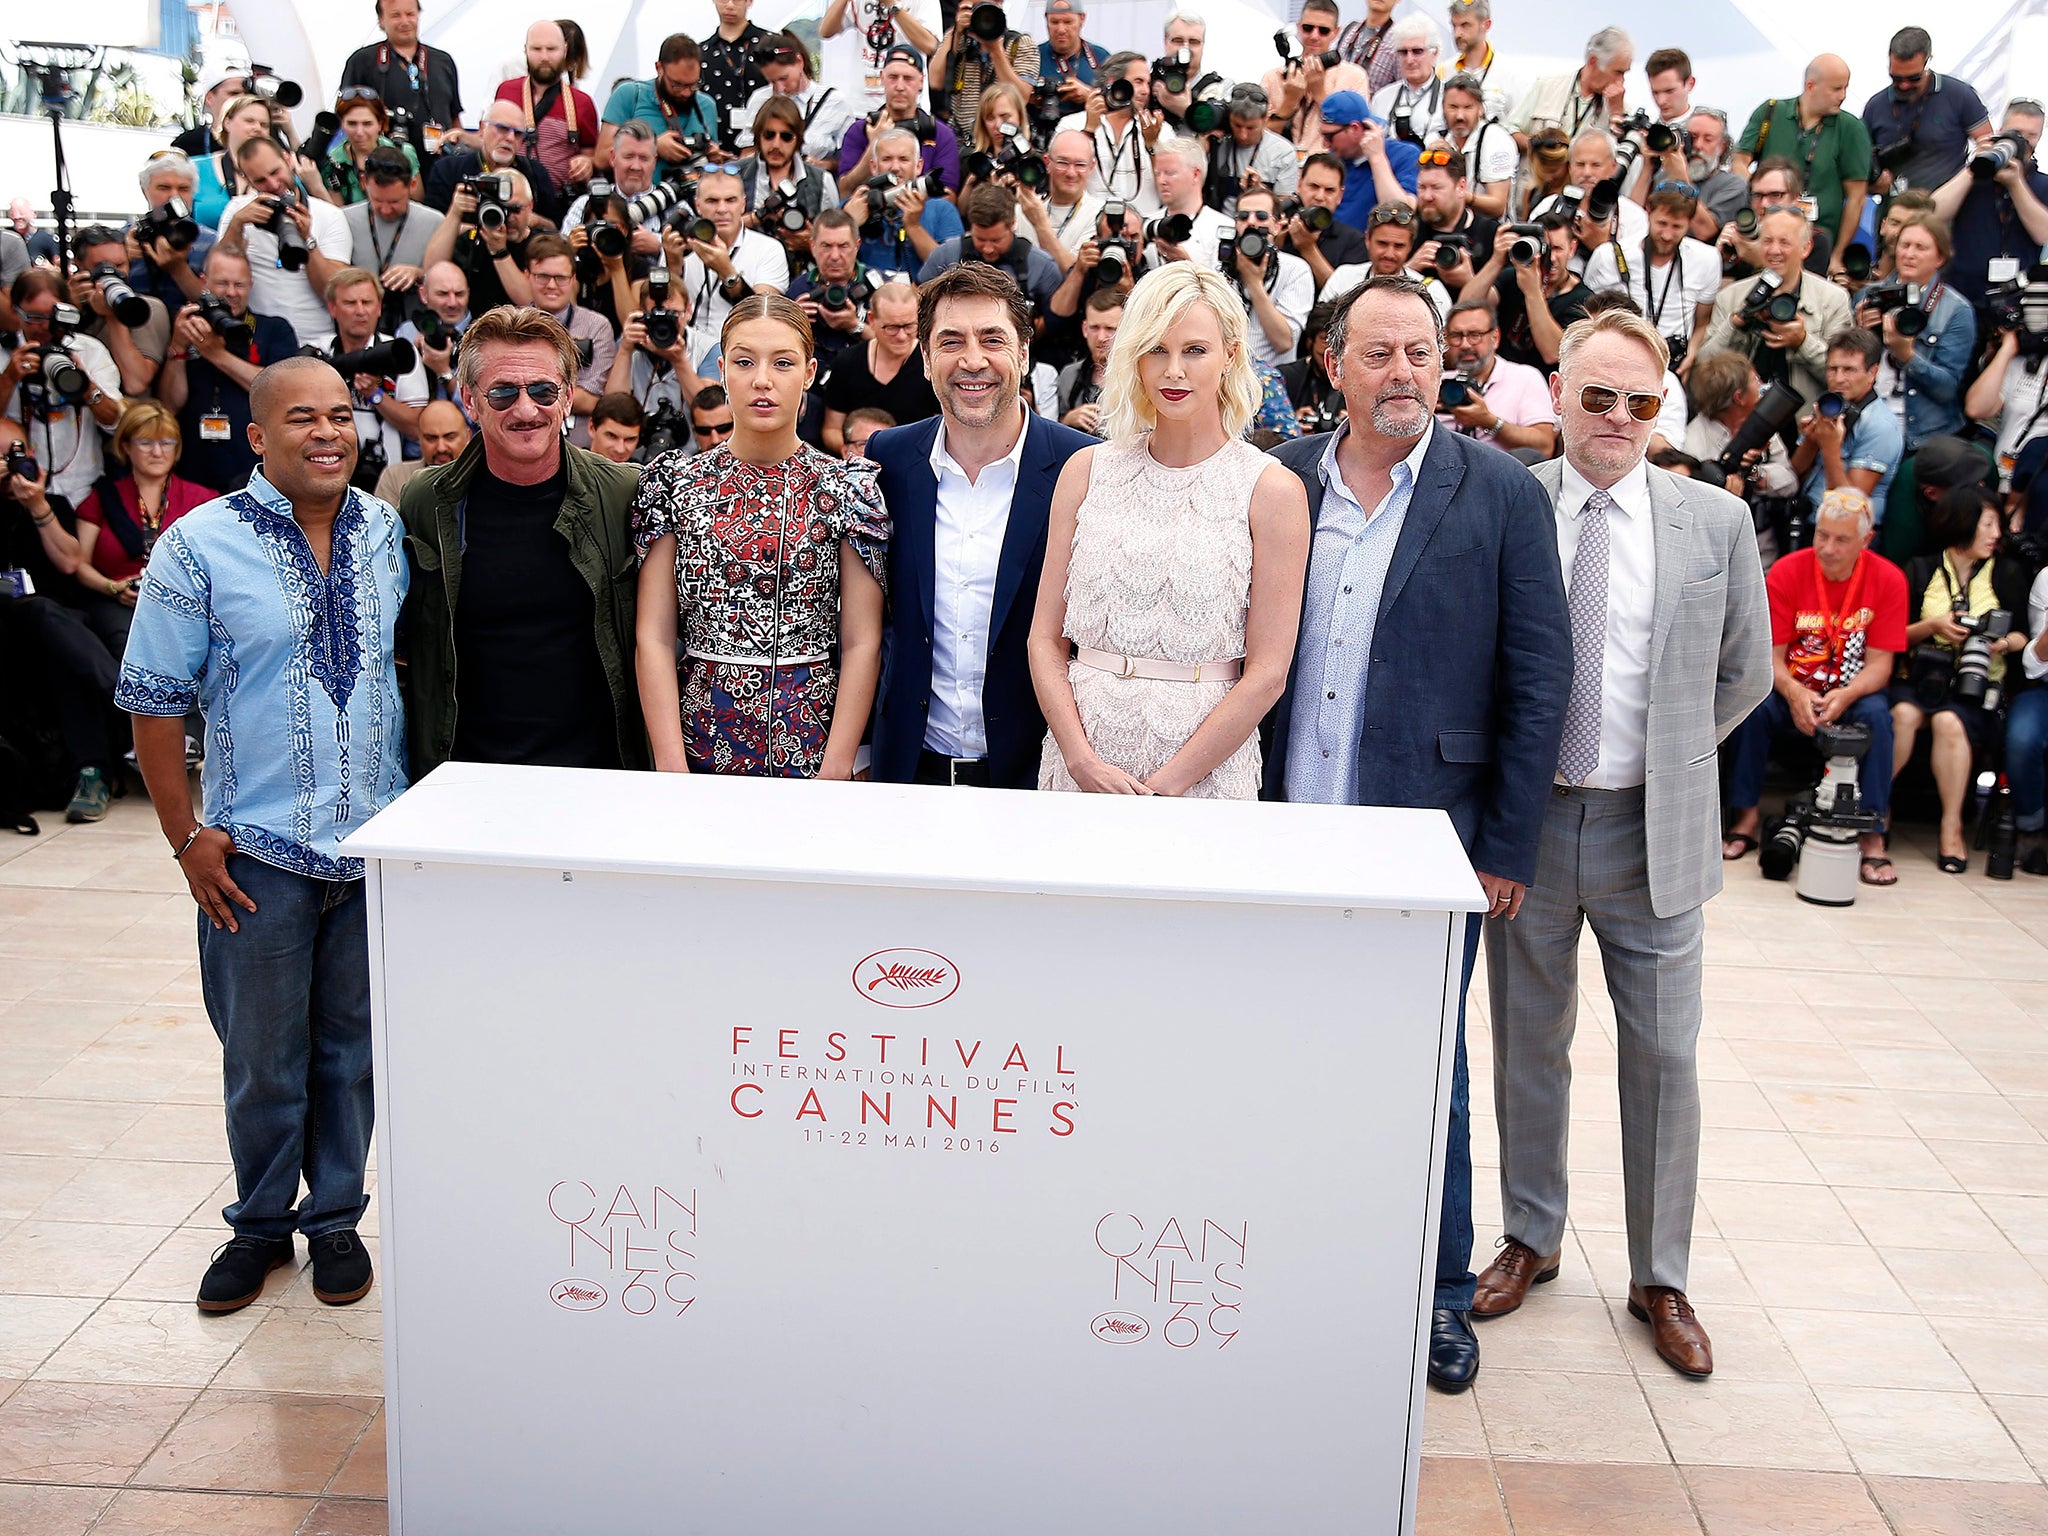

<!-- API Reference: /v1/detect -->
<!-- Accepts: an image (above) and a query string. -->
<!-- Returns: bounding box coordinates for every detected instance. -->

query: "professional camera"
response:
[1152,47,1192,95]
[967,3,1008,43]
[1308,391,1347,433]
[818,274,875,311]
[757,180,811,235]
[1840,243,1872,283]
[962,123,1047,189]
[641,398,687,459]
[351,430,386,493]
[1094,201,1139,286]
[1103,75,1137,112]
[1812,390,1866,433]
[90,263,151,329]
[1990,261,2048,357]
[1427,231,1468,274]
[1183,78,1236,134]
[198,291,252,350]
[241,67,303,109]
[310,336,419,380]
[462,173,515,231]
[1711,380,1804,479]
[1614,108,1682,157]
[1235,227,1271,264]
[623,182,684,230]
[38,335,92,406]
[643,269,682,351]
[1273,31,1341,69]
[1863,278,1929,337]
[4,440,40,485]
[1277,197,1333,236]
[673,131,714,168]
[589,220,631,260]
[1506,222,1544,266]
[1980,768,2021,880]
[1145,211,1194,246]
[1759,719,1878,905]
[1909,607,2014,709]
[136,196,200,252]
[258,194,312,271]
[1437,372,1479,408]
[1874,136,1918,178]
[407,306,457,363]
[585,177,615,206]
[1734,269,1800,331]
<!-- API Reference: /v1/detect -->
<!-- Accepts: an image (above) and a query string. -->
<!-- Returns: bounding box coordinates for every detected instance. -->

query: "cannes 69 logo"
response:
[852,948,961,1008]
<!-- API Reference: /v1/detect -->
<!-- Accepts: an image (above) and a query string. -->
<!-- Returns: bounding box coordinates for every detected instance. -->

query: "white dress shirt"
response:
[925,409,1030,758]
[1555,456,1656,789]
[683,229,791,359]
[221,193,355,346]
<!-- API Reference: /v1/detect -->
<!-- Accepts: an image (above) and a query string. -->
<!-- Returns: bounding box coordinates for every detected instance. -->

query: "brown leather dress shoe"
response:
[1628,1283,1714,1377]
[1471,1238,1562,1319]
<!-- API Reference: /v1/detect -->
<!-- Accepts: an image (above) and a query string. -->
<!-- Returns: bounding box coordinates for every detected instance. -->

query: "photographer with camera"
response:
[493,21,600,196]
[2,271,124,507]
[787,211,874,372]
[68,227,171,400]
[837,47,961,198]
[1852,211,1975,452]
[1466,213,1589,373]
[739,97,843,246]
[1263,2,1371,156]
[520,238,617,447]
[1892,485,2030,871]
[1683,352,1801,520]
[128,152,215,312]
[1734,55,1870,280]
[396,262,472,403]
[1055,52,1164,217]
[1582,187,1716,376]
[1966,279,2048,487]
[1200,87,1298,220]
[340,0,467,160]
[319,91,426,208]
[1368,16,1448,145]
[344,149,439,334]
[217,136,355,348]
[1702,207,1851,403]
[918,183,1061,312]
[1145,136,1231,269]
[1435,299,1555,456]
[738,32,860,172]
[156,248,298,493]
[1861,28,1992,199]
[1151,12,1228,136]
[425,102,562,225]
[1791,329,1905,517]
[1508,27,1631,152]
[1723,488,1907,881]
[1718,161,1839,279]
[1930,101,2048,309]
[1274,154,1368,291]
[1410,148,1495,300]
[188,95,282,233]
[605,271,715,441]
[678,167,793,360]
[1051,286,1123,436]
[423,168,538,314]
[931,0,1039,141]
[1277,298,1344,434]
[819,0,938,119]
[564,124,672,253]
[1036,0,1108,113]
[1440,72,1517,220]
[851,128,964,274]
[1043,200,1140,360]
[1223,186,1313,369]
[313,267,429,486]
[601,34,724,183]
[1530,132,1649,264]
[821,278,938,451]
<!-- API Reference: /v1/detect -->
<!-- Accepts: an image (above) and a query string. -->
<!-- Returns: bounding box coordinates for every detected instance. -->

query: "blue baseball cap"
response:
[1320,90,1376,127]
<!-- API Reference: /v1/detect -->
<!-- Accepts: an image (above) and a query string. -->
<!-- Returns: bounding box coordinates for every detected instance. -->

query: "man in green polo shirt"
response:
[1734,54,1871,279]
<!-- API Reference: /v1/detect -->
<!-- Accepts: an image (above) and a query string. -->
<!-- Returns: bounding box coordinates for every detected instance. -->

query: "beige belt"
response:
[1074,646,1243,683]
[687,647,830,666]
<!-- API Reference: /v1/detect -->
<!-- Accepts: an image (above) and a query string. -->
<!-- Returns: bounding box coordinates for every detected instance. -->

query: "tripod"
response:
[14,43,101,282]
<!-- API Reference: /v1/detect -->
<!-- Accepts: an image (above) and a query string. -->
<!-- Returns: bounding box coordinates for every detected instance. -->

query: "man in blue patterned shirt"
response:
[118,356,409,1317]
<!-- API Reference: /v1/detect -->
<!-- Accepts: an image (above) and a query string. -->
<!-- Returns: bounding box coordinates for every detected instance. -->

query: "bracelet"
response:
[172,824,207,860]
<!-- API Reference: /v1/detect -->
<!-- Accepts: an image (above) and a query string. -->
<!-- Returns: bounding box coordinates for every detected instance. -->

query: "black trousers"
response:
[0,595,120,774]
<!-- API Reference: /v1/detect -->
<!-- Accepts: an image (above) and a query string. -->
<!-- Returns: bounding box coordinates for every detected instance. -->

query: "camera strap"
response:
[523,77,575,141]
[1094,119,1146,202]
[1394,77,1443,125]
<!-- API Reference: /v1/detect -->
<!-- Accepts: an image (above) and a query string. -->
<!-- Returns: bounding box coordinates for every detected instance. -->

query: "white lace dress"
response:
[1038,435,1266,800]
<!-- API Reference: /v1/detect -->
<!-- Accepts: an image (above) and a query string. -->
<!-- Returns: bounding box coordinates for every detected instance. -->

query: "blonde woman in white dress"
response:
[1028,264,1311,798]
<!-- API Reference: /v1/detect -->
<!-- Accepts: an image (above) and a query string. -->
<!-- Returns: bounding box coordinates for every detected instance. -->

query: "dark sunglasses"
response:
[480,380,565,410]
[1578,383,1663,422]
[758,127,797,141]
[336,87,384,106]
[693,416,733,437]
[1890,71,1926,90]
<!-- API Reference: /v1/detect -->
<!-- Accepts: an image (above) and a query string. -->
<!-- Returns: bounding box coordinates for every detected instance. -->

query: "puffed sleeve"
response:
[630,451,689,557]
[831,455,890,594]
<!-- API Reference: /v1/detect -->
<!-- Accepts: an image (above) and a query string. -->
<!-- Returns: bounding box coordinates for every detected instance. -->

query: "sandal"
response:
[1937,854,1968,874]
[1721,832,1759,861]
[1859,855,1897,886]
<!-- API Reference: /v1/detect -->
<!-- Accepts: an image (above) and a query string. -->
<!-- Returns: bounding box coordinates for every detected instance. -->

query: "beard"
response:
[1369,387,1428,437]
[941,372,1016,428]
[529,59,564,87]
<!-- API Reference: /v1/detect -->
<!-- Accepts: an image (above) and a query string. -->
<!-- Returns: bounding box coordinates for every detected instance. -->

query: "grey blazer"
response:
[1530,458,1771,919]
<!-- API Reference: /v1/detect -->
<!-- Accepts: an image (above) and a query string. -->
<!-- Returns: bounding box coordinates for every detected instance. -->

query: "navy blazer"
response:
[1263,428,1574,885]
[866,412,1096,789]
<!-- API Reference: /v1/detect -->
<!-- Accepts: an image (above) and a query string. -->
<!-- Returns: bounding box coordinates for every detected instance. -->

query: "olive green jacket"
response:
[396,436,649,776]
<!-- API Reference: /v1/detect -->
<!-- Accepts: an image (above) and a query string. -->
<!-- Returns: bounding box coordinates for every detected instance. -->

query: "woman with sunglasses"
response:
[319,90,424,207]
[736,97,839,237]
[633,295,888,778]
[190,95,280,231]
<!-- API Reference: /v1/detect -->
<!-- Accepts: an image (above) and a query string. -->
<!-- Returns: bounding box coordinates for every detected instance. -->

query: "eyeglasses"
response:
[876,321,917,335]
[1889,70,1926,90]
[482,120,522,134]
[693,417,733,437]
[129,436,180,451]
[758,128,797,142]
[528,268,575,284]
[1443,328,1494,344]
[1394,46,1431,55]
[1577,383,1664,421]
[1298,23,1335,36]
[480,380,565,410]
[1236,209,1273,224]
[1049,156,1093,170]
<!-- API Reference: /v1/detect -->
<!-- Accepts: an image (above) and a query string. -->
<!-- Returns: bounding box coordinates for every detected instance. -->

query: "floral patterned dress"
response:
[631,444,889,776]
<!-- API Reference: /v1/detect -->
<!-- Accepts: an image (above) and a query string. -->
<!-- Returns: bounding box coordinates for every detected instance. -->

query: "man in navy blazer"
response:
[866,264,1095,789]
[1264,272,1573,1394]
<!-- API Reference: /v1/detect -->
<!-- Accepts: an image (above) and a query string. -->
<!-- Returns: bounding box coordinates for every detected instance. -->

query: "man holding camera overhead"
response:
[218,137,355,352]
[1734,56,1870,282]
[156,249,298,494]
[423,168,539,315]
[69,226,172,400]
[1,271,123,507]
[1930,100,2048,309]
[1701,207,1852,403]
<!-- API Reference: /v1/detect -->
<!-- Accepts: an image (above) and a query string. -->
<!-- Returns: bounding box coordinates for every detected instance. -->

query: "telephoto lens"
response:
[92,264,152,328]
[967,2,1007,41]
[199,291,252,350]
[1732,206,1759,237]
[1103,77,1136,112]
[590,222,628,259]
[1148,212,1194,245]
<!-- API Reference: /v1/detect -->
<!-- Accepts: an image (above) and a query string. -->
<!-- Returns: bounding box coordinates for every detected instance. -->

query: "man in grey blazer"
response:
[1474,308,1770,1379]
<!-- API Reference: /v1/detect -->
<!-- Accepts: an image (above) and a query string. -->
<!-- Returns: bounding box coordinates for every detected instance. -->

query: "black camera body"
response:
[967,3,1008,43]
[408,306,458,365]
[1272,31,1339,69]
[352,429,386,493]
[1735,270,1800,331]
[1874,136,1918,178]
[963,124,1047,190]
[1813,390,1866,434]
[91,263,152,329]
[641,398,687,459]
[5,440,40,485]
[1506,223,1544,266]
[1910,608,2014,709]
[198,291,252,351]
[1437,372,1478,409]
[1428,231,1468,274]
[462,173,515,231]
[1147,211,1194,246]
[643,304,681,353]
[1864,278,1929,337]
[138,197,200,252]
[757,180,811,235]
[259,194,312,271]
[818,274,875,311]
[1152,48,1192,95]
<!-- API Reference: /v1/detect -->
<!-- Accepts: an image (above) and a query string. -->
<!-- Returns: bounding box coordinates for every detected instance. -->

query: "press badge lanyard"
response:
[1095,120,1144,199]
[1611,240,1681,329]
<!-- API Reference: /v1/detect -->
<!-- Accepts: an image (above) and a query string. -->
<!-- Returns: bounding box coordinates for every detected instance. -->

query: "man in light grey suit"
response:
[1473,307,1770,1379]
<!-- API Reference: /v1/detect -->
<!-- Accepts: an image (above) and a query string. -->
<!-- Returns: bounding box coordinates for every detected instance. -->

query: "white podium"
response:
[345,763,1484,1536]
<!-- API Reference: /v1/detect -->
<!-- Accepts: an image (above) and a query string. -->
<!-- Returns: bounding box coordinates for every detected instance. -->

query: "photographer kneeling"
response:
[1724,489,1908,884]
[1892,485,2032,873]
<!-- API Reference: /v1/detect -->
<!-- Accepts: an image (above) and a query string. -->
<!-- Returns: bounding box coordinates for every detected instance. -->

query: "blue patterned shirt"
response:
[115,470,409,880]
[1284,423,1431,806]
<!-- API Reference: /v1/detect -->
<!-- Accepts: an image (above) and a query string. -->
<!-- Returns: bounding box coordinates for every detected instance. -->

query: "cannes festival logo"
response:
[550,1278,607,1311]
[1092,1312,1150,1344]
[852,948,961,1008]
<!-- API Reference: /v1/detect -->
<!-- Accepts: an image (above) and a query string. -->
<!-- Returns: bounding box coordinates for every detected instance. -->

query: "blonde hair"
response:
[1557,306,1670,379]
[110,400,180,466]
[974,83,1030,153]
[1098,265,1261,446]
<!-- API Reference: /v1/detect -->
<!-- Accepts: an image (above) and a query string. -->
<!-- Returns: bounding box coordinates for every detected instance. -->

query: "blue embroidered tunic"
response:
[115,471,410,880]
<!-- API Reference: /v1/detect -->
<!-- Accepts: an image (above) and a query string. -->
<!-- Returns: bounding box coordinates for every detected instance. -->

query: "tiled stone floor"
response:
[3,796,2048,1533]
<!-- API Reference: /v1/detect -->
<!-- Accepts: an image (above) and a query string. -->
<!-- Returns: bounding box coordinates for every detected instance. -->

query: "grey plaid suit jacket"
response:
[1530,457,1772,919]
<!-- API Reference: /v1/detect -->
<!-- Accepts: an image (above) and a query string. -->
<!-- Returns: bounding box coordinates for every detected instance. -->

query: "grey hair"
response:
[1449,0,1491,19]
[1570,129,1619,161]
[139,150,196,192]
[1326,270,1446,359]
[1389,14,1441,50]
[1586,27,1632,68]
[1889,26,1932,62]
[875,126,921,157]
[612,119,656,146]
[1163,10,1205,35]
[1816,486,1876,535]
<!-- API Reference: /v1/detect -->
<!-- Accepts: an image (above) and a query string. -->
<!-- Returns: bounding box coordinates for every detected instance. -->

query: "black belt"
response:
[916,750,991,787]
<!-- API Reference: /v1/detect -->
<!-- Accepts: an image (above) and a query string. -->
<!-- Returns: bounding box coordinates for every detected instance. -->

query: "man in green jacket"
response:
[397,305,649,776]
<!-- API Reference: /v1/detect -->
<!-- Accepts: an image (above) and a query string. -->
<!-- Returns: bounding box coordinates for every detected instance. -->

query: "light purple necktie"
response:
[1558,489,1611,786]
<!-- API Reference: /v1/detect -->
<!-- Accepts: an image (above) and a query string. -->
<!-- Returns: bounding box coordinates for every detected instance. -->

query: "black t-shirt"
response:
[822,342,941,429]
[700,24,772,149]
[452,459,620,769]
[0,491,81,604]
[1422,207,1499,271]
[456,230,534,315]
[1495,275,1591,373]
[1282,218,1369,273]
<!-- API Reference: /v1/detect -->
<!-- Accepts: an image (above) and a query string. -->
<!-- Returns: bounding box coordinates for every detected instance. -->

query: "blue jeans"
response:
[197,854,374,1242]
[1436,915,1481,1312]
[1727,691,1894,823]
[2009,689,2048,833]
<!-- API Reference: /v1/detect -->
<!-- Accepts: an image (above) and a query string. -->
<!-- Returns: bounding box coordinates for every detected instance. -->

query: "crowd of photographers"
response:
[5,2,2048,875]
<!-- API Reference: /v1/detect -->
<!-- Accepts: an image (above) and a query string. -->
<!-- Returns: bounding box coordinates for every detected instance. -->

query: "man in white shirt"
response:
[1447,0,1518,124]
[680,168,791,359]
[1478,306,1769,1383]
[817,0,939,116]
[1145,136,1231,269]
[521,235,619,447]
[1369,15,1449,146]
[1533,131,1650,268]
[1441,71,1517,218]
[217,136,354,347]
[1581,187,1719,374]
[561,122,665,261]
[1,272,123,505]
[863,262,1095,789]
[310,266,427,488]
[1228,186,1313,367]
[1203,87,1299,217]
[1056,52,1163,216]
[1016,128,1103,268]
[740,32,863,168]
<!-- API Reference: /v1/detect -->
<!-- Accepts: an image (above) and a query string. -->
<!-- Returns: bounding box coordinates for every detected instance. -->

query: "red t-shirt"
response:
[1765,548,1910,694]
